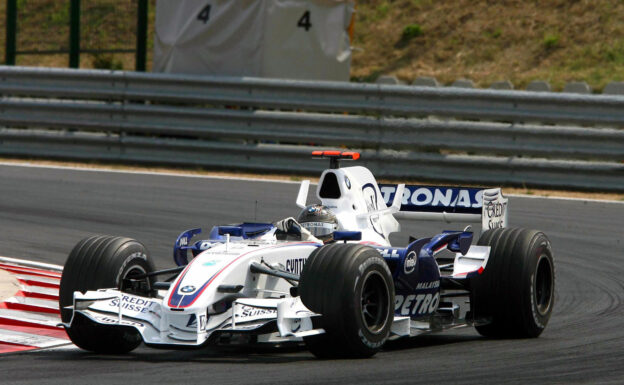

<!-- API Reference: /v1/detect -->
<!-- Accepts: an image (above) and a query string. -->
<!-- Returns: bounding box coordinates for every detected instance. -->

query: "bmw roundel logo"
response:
[345,176,351,189]
[181,285,196,293]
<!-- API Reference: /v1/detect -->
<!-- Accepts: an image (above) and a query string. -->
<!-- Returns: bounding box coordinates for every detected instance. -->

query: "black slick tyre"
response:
[299,244,394,358]
[59,235,155,353]
[470,227,555,338]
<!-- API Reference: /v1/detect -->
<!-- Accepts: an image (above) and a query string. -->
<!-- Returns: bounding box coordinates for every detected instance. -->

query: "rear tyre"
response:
[299,244,394,358]
[59,235,155,353]
[470,228,555,338]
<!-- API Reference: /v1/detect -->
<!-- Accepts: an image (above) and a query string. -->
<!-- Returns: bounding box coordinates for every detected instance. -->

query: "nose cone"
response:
[166,249,232,309]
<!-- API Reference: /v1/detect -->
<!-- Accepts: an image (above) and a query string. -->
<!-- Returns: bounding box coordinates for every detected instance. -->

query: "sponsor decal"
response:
[291,318,302,332]
[97,316,144,327]
[379,185,483,212]
[181,285,196,293]
[186,314,208,331]
[238,305,277,318]
[362,183,384,236]
[285,258,306,275]
[362,184,378,212]
[404,251,416,274]
[109,295,156,314]
[415,281,440,289]
[486,201,504,218]
[344,176,351,189]
[378,248,400,259]
[202,260,219,266]
[484,200,507,229]
[394,293,440,316]
[179,237,188,247]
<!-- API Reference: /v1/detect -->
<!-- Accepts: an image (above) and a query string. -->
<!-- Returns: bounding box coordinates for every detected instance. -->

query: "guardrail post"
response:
[526,81,551,92]
[412,77,439,87]
[603,82,624,95]
[490,80,514,90]
[563,82,591,94]
[451,79,475,88]
[135,0,148,72]
[5,0,17,65]
[69,0,81,68]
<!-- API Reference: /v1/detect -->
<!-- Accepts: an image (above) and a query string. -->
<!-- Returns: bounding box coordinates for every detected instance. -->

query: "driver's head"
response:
[297,204,337,241]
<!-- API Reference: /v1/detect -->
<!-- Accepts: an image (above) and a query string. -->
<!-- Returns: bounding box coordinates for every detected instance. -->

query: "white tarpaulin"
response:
[154,0,354,81]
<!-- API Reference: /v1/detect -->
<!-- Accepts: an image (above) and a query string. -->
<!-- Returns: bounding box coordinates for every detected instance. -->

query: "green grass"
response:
[542,33,560,50]
[401,24,423,40]
[49,6,69,26]
[484,28,502,39]
[377,3,390,18]
[91,53,123,70]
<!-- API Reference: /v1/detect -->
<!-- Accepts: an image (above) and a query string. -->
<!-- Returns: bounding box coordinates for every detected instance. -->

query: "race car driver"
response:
[274,204,338,243]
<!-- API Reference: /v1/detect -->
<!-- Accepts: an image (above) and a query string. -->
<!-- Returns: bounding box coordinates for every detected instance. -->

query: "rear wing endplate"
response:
[378,185,508,231]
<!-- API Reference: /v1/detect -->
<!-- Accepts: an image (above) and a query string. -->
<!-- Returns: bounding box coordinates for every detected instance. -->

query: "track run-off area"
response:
[0,162,622,385]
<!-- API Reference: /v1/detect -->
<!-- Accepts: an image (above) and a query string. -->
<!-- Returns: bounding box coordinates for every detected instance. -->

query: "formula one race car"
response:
[59,151,555,358]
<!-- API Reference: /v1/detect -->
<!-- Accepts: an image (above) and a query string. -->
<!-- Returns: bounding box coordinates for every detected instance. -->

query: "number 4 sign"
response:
[297,10,312,31]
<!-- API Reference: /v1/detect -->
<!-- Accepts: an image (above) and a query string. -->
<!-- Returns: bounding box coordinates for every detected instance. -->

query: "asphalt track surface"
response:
[0,164,623,384]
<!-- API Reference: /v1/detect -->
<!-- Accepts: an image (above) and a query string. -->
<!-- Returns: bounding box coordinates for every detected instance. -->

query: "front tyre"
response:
[299,244,394,358]
[59,235,155,353]
[470,228,555,338]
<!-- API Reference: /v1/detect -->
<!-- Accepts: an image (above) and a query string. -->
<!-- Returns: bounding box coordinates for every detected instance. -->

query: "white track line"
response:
[13,274,60,286]
[0,328,68,348]
[18,285,59,297]
[0,309,61,327]
[0,257,63,272]
[0,266,61,280]
[4,296,59,311]
[43,344,78,352]
[506,193,624,205]
[0,160,301,184]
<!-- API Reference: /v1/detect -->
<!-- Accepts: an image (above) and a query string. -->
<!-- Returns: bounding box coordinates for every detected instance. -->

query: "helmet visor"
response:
[300,221,335,238]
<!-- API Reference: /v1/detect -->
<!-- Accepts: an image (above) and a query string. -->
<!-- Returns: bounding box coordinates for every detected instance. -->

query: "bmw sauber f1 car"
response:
[59,151,555,358]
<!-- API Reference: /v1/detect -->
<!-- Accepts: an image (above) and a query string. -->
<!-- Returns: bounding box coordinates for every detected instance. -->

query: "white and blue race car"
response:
[59,151,555,358]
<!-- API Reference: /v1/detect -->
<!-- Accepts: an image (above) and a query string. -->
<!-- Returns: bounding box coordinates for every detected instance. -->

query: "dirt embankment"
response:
[352,0,624,91]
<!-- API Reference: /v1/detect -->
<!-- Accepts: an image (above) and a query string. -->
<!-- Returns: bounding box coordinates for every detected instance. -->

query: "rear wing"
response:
[378,185,508,231]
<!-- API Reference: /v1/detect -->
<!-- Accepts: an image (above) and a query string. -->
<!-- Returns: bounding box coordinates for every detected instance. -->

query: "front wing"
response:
[63,290,325,347]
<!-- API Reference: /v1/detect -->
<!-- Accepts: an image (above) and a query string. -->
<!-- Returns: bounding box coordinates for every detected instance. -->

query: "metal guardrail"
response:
[5,67,624,125]
[0,100,621,161]
[0,66,622,191]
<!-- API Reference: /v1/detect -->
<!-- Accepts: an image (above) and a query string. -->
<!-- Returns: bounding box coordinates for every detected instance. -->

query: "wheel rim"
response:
[120,265,151,296]
[360,271,390,333]
[534,254,554,316]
